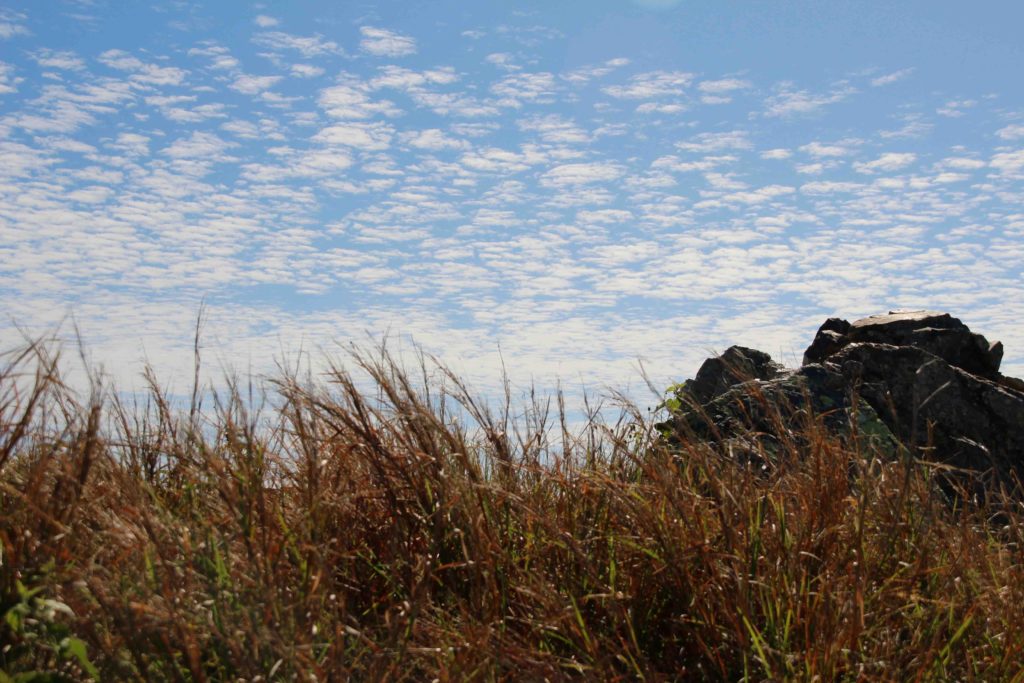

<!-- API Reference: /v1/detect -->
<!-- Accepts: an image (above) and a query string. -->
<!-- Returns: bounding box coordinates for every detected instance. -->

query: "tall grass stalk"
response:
[1,338,1022,681]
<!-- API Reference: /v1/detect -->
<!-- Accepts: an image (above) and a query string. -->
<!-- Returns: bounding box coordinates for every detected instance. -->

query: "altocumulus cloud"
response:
[360,27,417,57]
[0,1,1021,404]
[540,162,625,186]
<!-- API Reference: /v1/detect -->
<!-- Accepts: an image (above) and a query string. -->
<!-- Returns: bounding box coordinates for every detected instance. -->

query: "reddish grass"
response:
[2,338,1023,681]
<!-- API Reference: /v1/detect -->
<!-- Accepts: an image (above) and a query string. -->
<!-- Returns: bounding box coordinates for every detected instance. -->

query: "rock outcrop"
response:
[684,345,785,404]
[661,310,1024,492]
[803,310,1004,378]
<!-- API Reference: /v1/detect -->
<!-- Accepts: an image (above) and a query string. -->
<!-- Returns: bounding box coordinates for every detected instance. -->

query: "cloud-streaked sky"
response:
[1,0,1022,398]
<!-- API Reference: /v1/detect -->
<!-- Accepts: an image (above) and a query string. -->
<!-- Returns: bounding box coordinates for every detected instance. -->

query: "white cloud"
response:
[254,15,279,28]
[997,123,1024,140]
[401,128,469,151]
[244,148,354,181]
[409,91,498,118]
[492,72,558,103]
[485,53,519,71]
[764,82,853,117]
[800,141,854,157]
[254,32,341,58]
[698,78,750,93]
[991,149,1024,175]
[31,50,85,71]
[652,154,736,172]
[761,148,791,160]
[360,27,417,57]
[210,54,240,70]
[220,120,260,139]
[0,10,28,39]
[540,162,624,186]
[677,131,751,153]
[937,99,976,118]
[460,147,542,174]
[97,49,144,71]
[312,122,394,150]
[319,83,401,119]
[0,140,56,177]
[162,131,236,160]
[260,91,300,107]
[577,209,634,224]
[853,152,916,174]
[708,184,794,205]
[230,74,283,95]
[133,64,188,86]
[291,64,325,78]
[67,185,114,204]
[369,65,458,91]
[636,102,686,114]
[0,62,19,95]
[879,114,932,139]
[163,103,227,123]
[34,136,96,155]
[704,172,746,190]
[146,93,192,108]
[870,68,913,87]
[187,44,239,71]
[933,172,969,184]
[365,66,478,117]
[603,70,693,99]
[110,132,150,156]
[562,58,629,84]
[450,122,499,138]
[937,156,985,170]
[97,49,186,85]
[517,114,589,144]
[5,76,136,133]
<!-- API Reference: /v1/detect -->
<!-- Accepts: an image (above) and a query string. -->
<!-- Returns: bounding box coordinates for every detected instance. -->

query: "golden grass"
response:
[1,338,1023,681]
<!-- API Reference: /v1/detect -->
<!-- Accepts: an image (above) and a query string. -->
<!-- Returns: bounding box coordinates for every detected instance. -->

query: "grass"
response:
[1,336,1024,681]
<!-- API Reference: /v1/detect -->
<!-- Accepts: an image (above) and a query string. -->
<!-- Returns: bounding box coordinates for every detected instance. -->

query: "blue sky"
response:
[1,0,1022,398]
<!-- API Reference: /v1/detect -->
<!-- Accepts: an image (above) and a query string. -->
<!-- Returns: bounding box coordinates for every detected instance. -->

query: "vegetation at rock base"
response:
[2,337,1024,681]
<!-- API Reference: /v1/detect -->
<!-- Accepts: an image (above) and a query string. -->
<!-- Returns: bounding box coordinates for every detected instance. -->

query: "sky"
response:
[1,0,1023,402]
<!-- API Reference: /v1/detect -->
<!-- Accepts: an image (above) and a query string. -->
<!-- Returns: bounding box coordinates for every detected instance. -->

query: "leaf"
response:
[742,615,775,680]
[60,637,101,680]
[5,601,26,632]
[15,580,44,601]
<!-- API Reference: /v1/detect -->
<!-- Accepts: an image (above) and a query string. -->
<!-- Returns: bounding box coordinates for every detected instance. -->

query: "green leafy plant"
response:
[1,576,99,681]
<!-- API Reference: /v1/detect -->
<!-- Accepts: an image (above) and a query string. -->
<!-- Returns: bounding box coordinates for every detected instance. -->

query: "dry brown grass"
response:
[2,337,1023,681]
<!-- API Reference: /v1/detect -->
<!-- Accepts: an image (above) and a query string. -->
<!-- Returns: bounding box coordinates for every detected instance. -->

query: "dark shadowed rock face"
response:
[662,311,1024,493]
[801,317,851,367]
[684,345,785,404]
[828,342,1024,477]
[804,310,1004,378]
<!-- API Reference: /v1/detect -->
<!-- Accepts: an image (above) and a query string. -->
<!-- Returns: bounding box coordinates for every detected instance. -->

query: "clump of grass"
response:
[1,337,1023,681]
